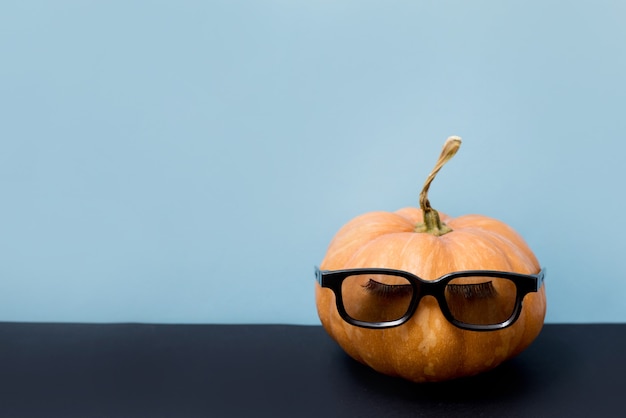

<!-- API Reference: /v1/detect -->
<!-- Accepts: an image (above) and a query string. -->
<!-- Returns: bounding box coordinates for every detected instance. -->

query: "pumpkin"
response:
[315,136,546,382]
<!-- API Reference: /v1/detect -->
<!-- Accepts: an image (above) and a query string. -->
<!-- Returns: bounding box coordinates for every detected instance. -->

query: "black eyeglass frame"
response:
[316,266,545,331]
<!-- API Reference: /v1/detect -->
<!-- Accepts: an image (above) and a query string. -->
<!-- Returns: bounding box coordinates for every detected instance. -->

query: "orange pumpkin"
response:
[315,137,546,382]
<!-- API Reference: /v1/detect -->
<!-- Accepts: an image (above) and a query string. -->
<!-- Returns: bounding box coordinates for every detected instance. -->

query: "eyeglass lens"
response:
[445,276,517,325]
[340,273,517,326]
[341,274,414,323]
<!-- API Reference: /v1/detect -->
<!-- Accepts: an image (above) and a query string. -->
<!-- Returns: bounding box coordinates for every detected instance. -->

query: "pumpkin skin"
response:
[315,139,546,383]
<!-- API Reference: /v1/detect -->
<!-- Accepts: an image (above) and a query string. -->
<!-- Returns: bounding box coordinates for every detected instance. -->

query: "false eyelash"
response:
[362,279,413,298]
[447,281,496,299]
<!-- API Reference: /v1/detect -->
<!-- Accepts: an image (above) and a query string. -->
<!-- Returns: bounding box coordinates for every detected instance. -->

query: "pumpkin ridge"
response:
[321,212,415,270]
[457,227,538,273]
[447,215,540,268]
[344,232,437,270]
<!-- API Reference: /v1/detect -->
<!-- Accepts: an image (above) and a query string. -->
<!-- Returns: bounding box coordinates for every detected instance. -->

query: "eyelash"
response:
[446,281,496,299]
[362,279,497,299]
[362,279,413,297]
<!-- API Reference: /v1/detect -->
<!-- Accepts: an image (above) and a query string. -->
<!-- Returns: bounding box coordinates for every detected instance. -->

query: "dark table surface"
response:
[0,322,624,418]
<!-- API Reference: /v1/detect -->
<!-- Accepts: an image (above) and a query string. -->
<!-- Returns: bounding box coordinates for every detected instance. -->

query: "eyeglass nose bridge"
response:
[391,281,458,327]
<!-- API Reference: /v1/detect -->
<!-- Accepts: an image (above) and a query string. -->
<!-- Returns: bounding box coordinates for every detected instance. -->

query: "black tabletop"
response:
[0,322,624,417]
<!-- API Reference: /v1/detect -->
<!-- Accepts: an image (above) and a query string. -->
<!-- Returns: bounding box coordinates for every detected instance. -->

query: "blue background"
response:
[1,1,625,324]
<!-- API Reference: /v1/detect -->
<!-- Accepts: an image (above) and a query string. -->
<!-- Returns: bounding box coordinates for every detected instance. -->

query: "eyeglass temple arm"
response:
[535,268,546,291]
[315,267,323,286]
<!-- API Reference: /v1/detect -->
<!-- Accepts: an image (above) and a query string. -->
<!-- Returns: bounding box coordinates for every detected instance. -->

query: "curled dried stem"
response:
[414,136,461,236]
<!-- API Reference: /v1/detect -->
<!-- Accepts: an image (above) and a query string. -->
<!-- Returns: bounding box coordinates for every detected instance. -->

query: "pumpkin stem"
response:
[414,136,461,236]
